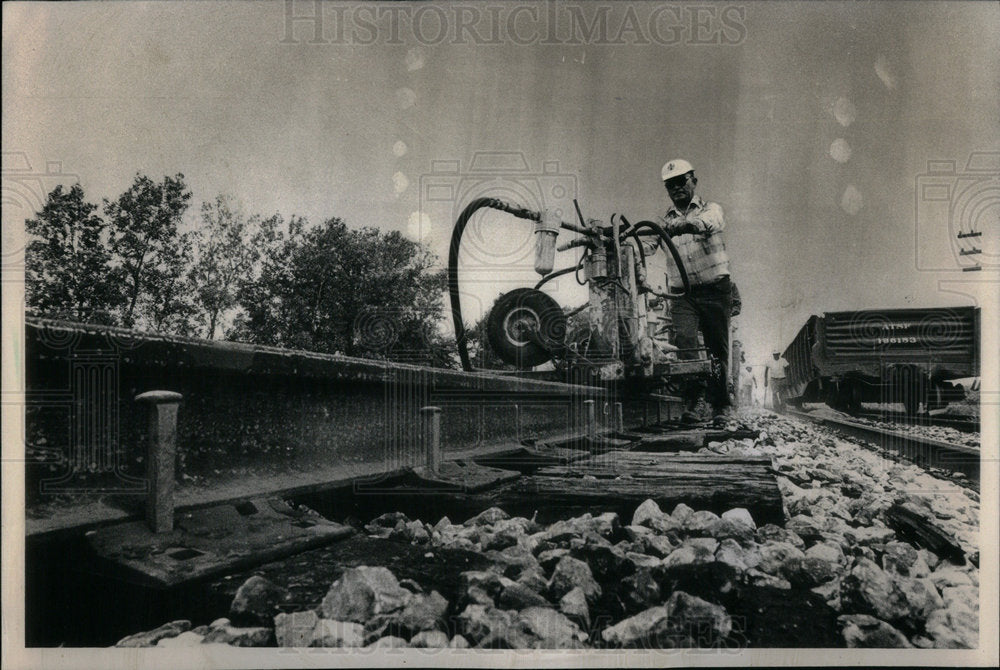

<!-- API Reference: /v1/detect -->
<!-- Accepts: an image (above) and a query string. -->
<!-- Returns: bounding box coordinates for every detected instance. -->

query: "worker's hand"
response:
[685,220,708,235]
[658,342,679,353]
[668,219,702,236]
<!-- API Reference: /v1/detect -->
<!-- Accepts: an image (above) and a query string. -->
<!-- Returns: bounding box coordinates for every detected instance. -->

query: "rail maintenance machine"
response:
[448,197,714,408]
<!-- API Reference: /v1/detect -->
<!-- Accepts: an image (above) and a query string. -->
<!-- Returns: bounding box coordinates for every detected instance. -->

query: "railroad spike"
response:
[135,390,183,534]
[420,406,442,474]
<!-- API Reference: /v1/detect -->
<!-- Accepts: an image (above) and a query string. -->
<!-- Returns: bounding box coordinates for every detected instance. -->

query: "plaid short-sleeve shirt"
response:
[658,195,730,288]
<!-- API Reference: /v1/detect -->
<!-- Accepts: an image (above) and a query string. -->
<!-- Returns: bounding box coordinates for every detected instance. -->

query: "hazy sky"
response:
[3,0,998,363]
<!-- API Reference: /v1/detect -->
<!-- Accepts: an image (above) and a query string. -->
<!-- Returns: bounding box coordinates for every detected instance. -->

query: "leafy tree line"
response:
[25,174,454,366]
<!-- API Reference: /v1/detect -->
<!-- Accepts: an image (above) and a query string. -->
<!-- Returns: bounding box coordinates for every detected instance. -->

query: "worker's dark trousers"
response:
[672,276,732,411]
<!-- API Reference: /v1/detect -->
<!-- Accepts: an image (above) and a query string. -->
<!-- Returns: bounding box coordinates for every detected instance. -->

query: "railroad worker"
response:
[740,365,757,406]
[764,350,790,411]
[657,158,733,424]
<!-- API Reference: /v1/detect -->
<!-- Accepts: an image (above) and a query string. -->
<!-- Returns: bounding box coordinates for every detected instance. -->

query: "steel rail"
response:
[783,409,980,484]
[852,410,980,434]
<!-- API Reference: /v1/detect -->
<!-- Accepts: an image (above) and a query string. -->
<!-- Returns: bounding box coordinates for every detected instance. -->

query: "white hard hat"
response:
[772,349,781,355]
[661,158,694,181]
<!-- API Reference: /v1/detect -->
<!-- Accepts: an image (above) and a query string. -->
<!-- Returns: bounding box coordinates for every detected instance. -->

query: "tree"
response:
[25,183,121,324]
[143,229,198,335]
[464,309,513,370]
[344,226,449,361]
[189,196,271,339]
[230,217,449,362]
[105,173,193,330]
[228,213,303,347]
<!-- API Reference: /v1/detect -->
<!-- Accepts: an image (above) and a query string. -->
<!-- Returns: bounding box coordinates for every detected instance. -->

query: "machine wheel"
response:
[486,288,566,369]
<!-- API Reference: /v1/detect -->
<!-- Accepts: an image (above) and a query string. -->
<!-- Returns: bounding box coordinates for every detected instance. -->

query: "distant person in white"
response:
[764,351,790,411]
[739,365,757,406]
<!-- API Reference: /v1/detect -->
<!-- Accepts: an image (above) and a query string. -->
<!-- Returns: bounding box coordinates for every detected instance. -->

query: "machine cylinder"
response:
[586,248,608,280]
[534,208,561,275]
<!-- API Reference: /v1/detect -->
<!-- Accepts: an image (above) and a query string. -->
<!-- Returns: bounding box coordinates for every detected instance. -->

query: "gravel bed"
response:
[115,408,980,650]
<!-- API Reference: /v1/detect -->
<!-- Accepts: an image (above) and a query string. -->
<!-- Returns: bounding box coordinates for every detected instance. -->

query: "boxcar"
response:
[782,306,979,414]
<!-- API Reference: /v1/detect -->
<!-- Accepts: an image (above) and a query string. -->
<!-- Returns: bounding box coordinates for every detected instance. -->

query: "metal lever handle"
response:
[557,237,592,252]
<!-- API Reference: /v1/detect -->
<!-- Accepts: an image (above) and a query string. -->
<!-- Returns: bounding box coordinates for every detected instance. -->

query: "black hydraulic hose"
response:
[621,217,691,298]
[575,252,588,285]
[449,197,540,372]
[534,256,586,290]
[632,228,647,266]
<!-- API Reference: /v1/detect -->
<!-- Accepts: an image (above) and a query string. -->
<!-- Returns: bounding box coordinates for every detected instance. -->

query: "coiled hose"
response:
[449,197,540,372]
[534,256,587,290]
[621,217,691,299]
